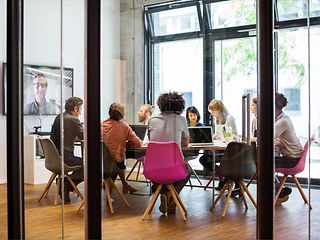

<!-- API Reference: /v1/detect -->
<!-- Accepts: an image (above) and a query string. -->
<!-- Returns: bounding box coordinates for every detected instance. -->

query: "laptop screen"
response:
[188,127,213,144]
[129,124,148,141]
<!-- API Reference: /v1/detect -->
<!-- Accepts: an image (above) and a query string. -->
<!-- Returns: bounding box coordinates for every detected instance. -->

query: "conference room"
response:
[1,0,320,239]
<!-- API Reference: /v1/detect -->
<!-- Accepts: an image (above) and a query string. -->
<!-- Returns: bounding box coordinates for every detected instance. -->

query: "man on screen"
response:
[24,73,57,115]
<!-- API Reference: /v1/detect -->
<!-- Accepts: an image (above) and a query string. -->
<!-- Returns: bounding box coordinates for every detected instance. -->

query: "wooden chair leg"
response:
[274,175,287,204]
[54,176,61,206]
[39,173,57,201]
[109,179,130,208]
[210,181,230,210]
[292,175,311,208]
[78,199,85,211]
[167,185,187,221]
[142,184,163,220]
[170,185,187,214]
[66,175,84,200]
[126,159,139,180]
[238,180,248,209]
[221,181,235,218]
[239,180,256,208]
[104,179,114,214]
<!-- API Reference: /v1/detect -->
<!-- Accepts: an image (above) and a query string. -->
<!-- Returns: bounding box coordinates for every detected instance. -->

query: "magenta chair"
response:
[142,141,188,220]
[275,142,311,207]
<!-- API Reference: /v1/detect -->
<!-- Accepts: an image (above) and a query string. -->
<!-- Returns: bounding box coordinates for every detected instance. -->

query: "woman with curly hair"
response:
[148,91,190,215]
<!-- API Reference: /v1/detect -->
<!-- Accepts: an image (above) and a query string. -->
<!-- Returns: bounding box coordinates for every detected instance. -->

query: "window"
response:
[284,88,301,111]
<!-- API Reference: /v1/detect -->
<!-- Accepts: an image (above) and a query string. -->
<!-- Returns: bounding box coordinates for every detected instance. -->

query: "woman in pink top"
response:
[101,103,142,193]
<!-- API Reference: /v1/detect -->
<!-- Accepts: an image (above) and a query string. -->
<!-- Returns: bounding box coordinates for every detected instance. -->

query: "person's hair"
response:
[109,102,125,121]
[34,73,48,86]
[186,106,201,126]
[208,99,228,114]
[252,97,257,104]
[141,104,154,115]
[156,91,185,114]
[65,97,83,112]
[275,92,288,110]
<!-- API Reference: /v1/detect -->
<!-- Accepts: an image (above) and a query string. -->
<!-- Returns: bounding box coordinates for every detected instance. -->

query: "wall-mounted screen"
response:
[2,63,73,115]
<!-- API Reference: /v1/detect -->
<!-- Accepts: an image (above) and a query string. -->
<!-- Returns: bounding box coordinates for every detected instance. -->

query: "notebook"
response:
[129,124,148,141]
[188,126,214,147]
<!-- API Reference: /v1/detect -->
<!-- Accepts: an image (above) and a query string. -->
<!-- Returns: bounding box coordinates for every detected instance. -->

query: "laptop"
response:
[188,126,214,147]
[129,124,148,141]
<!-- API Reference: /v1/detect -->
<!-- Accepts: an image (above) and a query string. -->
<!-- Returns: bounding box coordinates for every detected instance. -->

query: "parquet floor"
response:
[0,177,319,239]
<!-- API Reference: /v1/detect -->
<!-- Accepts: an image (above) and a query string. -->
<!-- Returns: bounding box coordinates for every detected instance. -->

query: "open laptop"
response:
[129,124,148,141]
[188,126,214,147]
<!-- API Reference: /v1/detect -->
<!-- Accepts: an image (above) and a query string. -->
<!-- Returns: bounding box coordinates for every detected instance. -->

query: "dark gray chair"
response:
[210,142,257,218]
[38,138,84,205]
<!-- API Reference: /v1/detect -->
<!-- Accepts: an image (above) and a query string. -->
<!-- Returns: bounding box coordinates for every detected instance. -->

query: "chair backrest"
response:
[39,138,63,174]
[216,142,257,180]
[143,141,188,185]
[276,141,309,176]
[101,143,117,179]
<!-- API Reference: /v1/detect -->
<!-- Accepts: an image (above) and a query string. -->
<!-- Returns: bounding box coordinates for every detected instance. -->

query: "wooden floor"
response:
[0,177,319,239]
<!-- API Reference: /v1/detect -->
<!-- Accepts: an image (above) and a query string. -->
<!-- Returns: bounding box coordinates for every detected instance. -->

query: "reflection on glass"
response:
[215,37,257,135]
[277,0,320,20]
[151,6,200,36]
[209,0,256,29]
[153,39,203,115]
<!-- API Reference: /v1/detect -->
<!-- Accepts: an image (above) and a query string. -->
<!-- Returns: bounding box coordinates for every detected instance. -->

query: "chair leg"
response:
[186,161,202,185]
[38,173,57,202]
[210,181,230,210]
[274,175,287,204]
[167,185,187,221]
[54,176,61,206]
[170,185,187,214]
[136,160,142,181]
[292,175,311,208]
[66,175,84,200]
[204,176,214,190]
[221,181,235,218]
[104,179,114,214]
[188,178,193,189]
[238,180,248,209]
[239,180,257,208]
[246,172,257,188]
[126,159,139,180]
[78,199,85,211]
[109,178,130,208]
[142,184,163,220]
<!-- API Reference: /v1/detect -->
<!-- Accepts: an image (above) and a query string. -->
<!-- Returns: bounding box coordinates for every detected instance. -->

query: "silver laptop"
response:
[188,126,214,147]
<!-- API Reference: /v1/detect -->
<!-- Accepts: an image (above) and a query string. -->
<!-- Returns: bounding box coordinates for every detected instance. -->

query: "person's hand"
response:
[274,138,284,148]
[213,134,219,140]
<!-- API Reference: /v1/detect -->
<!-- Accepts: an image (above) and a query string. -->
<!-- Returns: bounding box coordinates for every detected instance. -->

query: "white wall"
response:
[0,0,120,183]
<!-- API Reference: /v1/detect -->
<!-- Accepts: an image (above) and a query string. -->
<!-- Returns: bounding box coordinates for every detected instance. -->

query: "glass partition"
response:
[0,0,7,238]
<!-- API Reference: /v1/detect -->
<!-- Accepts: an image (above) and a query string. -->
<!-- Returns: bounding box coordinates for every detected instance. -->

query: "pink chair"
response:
[142,141,188,220]
[275,141,311,207]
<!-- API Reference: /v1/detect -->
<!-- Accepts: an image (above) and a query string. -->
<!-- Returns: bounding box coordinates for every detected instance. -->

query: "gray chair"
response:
[210,142,257,218]
[38,138,84,205]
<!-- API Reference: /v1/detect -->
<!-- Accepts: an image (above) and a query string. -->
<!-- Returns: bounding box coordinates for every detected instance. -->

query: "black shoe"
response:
[279,187,292,198]
[226,189,240,197]
[215,179,226,191]
[63,186,71,203]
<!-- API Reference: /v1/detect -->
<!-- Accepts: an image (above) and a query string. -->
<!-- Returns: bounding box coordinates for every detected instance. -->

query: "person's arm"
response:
[181,118,189,147]
[126,127,142,148]
[73,118,84,140]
